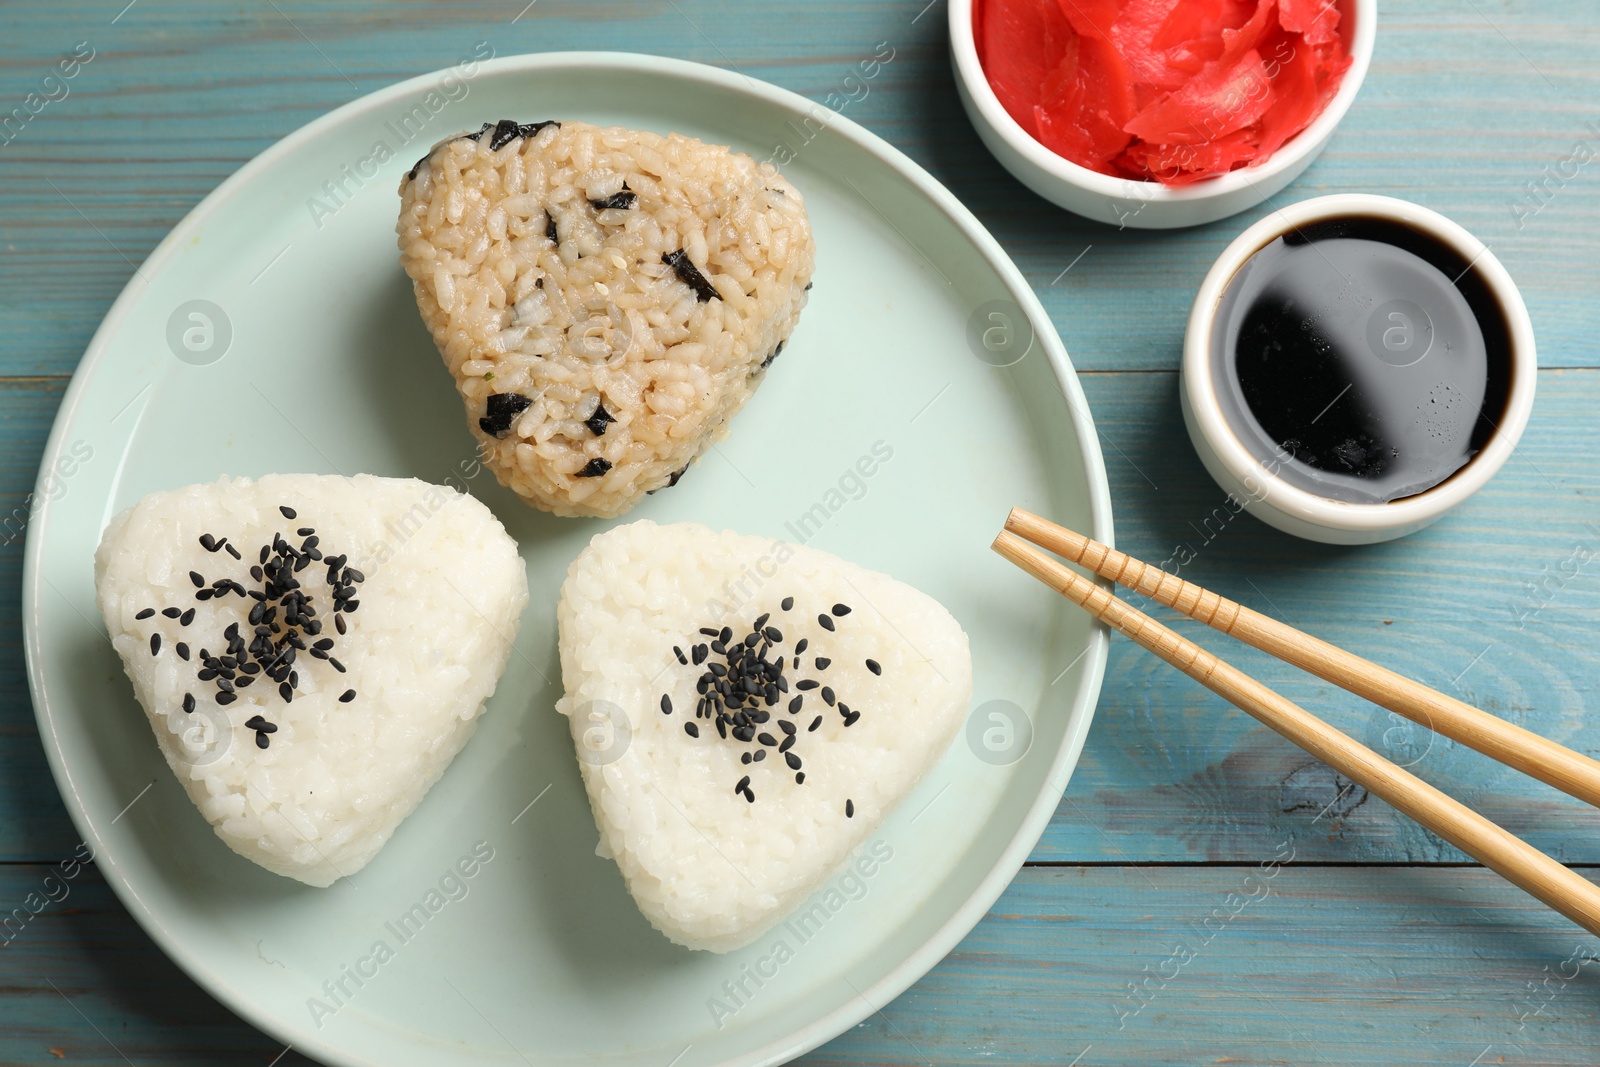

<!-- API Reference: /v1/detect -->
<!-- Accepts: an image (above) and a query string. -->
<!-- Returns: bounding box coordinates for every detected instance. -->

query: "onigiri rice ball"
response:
[93,474,528,886]
[556,520,971,951]
[398,119,815,519]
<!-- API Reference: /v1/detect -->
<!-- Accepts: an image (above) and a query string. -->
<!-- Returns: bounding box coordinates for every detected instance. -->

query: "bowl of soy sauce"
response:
[1182,194,1537,544]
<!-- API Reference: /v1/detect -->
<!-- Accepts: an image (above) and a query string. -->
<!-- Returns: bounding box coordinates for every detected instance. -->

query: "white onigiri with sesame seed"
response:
[556,520,971,952]
[93,473,528,887]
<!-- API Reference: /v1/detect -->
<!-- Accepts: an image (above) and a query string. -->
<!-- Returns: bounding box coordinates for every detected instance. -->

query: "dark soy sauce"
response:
[1210,217,1513,504]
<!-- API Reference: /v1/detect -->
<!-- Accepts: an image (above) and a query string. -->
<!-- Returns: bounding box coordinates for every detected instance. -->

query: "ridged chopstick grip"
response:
[1005,507,1600,810]
[993,530,1600,940]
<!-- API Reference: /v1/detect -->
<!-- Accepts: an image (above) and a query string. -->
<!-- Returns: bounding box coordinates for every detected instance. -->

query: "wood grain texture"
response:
[1009,506,1600,810]
[4,863,1600,1067]
[3,0,1600,1062]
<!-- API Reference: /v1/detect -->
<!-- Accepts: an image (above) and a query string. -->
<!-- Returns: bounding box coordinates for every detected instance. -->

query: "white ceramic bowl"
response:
[948,0,1377,229]
[1181,193,1537,544]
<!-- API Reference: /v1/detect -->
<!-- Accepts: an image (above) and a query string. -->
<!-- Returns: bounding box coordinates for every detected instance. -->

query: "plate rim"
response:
[22,49,1114,1067]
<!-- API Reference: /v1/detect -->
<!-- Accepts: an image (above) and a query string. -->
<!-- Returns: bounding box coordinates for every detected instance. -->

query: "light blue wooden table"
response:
[4,1,1599,1063]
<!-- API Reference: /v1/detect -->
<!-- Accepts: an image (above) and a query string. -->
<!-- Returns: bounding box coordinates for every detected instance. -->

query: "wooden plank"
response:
[0,1,1598,375]
[5,861,1598,1066]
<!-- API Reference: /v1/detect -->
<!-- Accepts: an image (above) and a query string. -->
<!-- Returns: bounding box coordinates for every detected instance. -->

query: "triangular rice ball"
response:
[398,120,815,519]
[556,520,971,951]
[94,474,528,886]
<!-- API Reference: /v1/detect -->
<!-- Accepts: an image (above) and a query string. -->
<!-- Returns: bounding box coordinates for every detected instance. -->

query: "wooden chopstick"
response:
[1006,506,1600,810]
[992,529,1600,939]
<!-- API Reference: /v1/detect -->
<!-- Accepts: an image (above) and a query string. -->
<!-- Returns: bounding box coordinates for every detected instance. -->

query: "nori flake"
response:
[576,457,613,478]
[584,399,616,437]
[589,183,637,211]
[662,249,718,302]
[479,392,534,437]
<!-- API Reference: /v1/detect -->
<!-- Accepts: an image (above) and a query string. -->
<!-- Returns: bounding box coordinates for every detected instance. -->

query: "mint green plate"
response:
[23,53,1110,1067]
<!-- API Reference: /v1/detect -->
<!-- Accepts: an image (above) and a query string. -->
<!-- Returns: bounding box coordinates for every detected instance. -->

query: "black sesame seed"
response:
[795,638,809,654]
[735,775,750,794]
[135,607,155,620]
[845,799,854,818]
[335,614,347,635]
[189,571,204,588]
[764,626,783,643]
[225,543,241,560]
[815,657,831,670]
[176,642,190,661]
[673,646,687,665]
[758,733,777,747]
[180,608,195,626]
[808,716,822,732]
[279,506,297,520]
[785,751,802,770]
[742,788,755,804]
[832,604,851,617]
[296,527,314,537]
[818,614,835,632]
[255,732,270,749]
[339,689,357,703]
[683,721,699,739]
[788,695,803,714]
[199,533,216,551]
[216,678,234,694]
[279,681,293,702]
[660,694,673,715]
[692,644,708,665]
[780,597,794,611]
[778,719,796,735]
[843,711,860,727]
[217,692,237,706]
[866,659,881,675]
[741,752,752,764]
[754,613,770,631]
[753,749,767,762]
[195,588,214,602]
[345,568,364,584]
[796,679,818,691]
[821,687,835,706]
[795,772,805,784]
[699,627,719,637]
[161,606,181,619]
[182,693,195,714]
[149,633,161,656]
